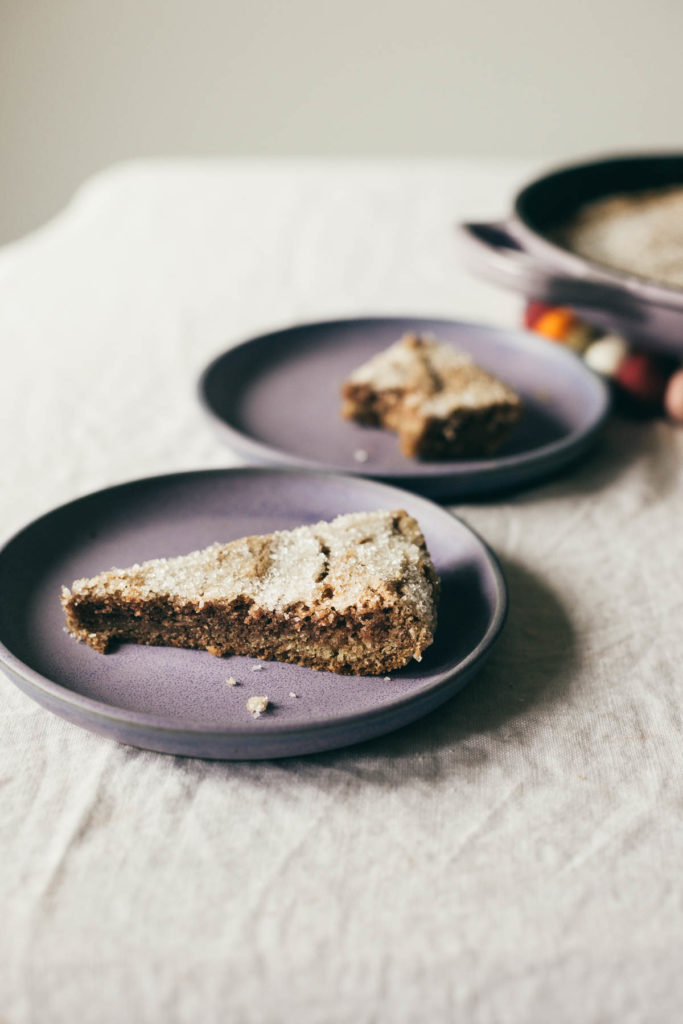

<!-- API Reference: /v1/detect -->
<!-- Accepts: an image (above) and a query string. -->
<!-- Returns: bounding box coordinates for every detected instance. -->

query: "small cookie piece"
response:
[342,333,522,459]
[246,696,269,718]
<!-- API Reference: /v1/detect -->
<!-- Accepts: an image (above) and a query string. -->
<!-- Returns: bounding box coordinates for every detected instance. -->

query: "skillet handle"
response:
[457,220,552,294]
[456,220,640,317]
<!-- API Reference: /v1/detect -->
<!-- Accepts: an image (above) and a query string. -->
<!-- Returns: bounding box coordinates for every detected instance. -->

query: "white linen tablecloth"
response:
[1,159,682,1024]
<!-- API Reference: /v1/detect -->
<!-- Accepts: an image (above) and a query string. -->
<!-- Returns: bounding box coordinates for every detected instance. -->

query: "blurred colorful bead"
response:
[534,307,576,341]
[524,301,554,329]
[584,334,629,377]
[664,369,683,423]
[615,353,669,409]
[562,322,595,353]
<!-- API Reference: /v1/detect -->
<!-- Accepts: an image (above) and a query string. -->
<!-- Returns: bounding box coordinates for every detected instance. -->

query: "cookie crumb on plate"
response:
[246,696,269,718]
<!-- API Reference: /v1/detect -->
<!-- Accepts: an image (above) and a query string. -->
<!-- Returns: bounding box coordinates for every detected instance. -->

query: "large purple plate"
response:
[0,469,506,759]
[199,316,610,499]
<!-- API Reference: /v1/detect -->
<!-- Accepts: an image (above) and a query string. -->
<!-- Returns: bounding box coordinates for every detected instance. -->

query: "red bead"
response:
[615,353,670,410]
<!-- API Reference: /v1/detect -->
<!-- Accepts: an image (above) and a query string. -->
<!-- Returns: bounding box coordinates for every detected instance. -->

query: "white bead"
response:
[583,334,629,377]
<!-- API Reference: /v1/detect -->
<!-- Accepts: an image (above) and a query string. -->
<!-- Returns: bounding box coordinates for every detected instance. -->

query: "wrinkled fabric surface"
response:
[1,160,682,1024]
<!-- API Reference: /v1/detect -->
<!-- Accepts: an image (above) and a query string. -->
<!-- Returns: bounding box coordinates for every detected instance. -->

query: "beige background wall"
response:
[2,0,682,243]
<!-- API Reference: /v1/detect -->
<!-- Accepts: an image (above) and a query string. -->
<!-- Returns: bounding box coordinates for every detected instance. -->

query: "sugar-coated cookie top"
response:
[348,334,520,412]
[63,509,438,624]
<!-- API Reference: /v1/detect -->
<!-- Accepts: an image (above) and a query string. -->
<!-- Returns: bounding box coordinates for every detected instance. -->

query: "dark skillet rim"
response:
[512,151,683,310]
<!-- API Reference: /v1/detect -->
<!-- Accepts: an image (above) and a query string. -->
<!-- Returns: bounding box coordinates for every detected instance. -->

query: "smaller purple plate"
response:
[199,316,610,499]
[0,469,506,759]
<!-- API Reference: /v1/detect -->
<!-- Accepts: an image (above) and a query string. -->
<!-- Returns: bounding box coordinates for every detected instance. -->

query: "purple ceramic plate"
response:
[0,469,506,759]
[199,316,610,500]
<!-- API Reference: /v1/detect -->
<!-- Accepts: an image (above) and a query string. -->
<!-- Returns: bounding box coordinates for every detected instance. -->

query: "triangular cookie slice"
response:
[61,509,440,675]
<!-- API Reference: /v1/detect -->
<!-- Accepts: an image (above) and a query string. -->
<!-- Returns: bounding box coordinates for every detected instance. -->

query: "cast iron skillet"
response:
[458,153,683,356]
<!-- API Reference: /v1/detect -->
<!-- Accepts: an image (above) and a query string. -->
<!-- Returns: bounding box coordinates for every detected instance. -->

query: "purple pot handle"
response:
[457,220,643,319]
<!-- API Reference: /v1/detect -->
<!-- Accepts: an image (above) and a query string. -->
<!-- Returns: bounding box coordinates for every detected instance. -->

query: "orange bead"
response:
[534,307,576,341]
